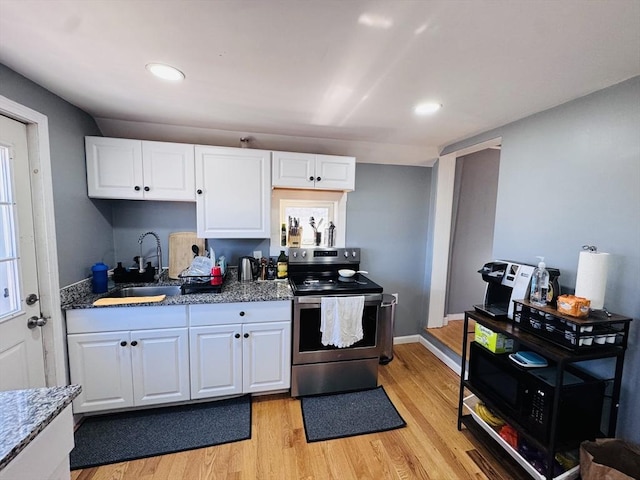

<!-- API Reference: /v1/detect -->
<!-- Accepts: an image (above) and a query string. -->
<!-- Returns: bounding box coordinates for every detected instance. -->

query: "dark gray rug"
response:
[70,395,251,470]
[301,386,406,442]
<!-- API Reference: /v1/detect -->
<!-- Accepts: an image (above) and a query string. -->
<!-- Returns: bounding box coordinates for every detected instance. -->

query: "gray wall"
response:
[109,163,433,337]
[447,149,500,314]
[347,163,432,337]
[0,63,111,286]
[441,76,640,442]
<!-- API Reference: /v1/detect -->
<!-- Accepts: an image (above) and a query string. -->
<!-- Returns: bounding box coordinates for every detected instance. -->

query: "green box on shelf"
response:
[475,323,515,353]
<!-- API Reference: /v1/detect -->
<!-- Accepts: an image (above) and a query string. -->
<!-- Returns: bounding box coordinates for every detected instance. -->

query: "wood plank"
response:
[427,319,475,357]
[71,342,520,480]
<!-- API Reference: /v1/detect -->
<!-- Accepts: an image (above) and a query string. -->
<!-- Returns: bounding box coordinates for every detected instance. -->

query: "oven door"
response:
[292,295,382,365]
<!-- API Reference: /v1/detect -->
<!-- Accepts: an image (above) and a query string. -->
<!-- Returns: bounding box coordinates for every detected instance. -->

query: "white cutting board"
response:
[168,232,205,279]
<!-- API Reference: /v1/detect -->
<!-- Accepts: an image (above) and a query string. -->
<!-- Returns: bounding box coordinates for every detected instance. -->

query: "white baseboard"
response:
[418,336,461,376]
[444,313,465,322]
[392,335,420,345]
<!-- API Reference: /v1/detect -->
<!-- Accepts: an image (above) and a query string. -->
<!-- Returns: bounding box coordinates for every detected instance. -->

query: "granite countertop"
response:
[0,385,81,471]
[62,267,294,309]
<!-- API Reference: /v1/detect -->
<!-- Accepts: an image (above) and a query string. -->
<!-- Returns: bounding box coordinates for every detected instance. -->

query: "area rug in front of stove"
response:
[70,395,251,470]
[300,386,406,442]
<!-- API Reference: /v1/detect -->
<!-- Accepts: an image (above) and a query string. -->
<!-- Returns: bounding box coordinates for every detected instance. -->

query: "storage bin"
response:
[475,323,514,353]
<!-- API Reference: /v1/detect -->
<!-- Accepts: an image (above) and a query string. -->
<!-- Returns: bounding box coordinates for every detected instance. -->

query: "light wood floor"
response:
[70,343,515,480]
[427,319,474,358]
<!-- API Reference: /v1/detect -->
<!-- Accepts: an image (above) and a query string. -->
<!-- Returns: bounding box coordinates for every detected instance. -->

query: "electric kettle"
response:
[238,256,259,282]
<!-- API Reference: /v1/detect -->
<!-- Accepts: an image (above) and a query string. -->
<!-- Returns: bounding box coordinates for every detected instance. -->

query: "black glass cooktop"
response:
[289,273,383,296]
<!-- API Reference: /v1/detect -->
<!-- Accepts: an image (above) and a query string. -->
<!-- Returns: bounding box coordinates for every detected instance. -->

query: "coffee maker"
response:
[474,260,560,320]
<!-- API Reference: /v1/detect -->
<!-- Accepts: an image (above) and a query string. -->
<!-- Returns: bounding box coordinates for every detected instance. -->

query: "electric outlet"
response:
[392,293,399,303]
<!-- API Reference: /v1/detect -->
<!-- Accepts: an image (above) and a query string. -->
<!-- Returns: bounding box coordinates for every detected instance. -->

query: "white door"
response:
[0,115,46,390]
[271,151,315,188]
[189,324,242,399]
[67,331,134,413]
[195,146,271,238]
[242,321,291,393]
[142,141,195,201]
[131,328,190,406]
[315,155,356,191]
[85,136,144,199]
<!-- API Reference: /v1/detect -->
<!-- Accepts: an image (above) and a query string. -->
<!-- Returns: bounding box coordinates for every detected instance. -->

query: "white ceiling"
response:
[1,0,639,166]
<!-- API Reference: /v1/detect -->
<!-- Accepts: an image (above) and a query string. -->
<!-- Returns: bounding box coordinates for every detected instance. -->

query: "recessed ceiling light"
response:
[414,102,442,115]
[145,63,185,81]
[358,13,393,29]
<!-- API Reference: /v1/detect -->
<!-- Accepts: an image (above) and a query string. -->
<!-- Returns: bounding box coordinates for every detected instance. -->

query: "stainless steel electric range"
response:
[288,247,384,397]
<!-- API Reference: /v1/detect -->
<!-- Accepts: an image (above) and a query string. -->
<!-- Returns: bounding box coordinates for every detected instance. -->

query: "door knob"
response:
[27,316,48,329]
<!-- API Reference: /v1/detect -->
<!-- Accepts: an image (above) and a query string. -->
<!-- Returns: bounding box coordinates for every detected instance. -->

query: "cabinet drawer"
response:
[189,301,291,326]
[66,305,188,333]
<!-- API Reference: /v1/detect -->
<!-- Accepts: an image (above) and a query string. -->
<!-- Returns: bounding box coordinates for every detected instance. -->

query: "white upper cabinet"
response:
[85,136,195,201]
[272,151,355,191]
[195,146,271,238]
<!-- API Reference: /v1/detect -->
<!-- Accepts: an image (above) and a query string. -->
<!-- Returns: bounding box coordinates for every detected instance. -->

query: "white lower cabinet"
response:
[66,301,292,412]
[189,301,292,400]
[66,306,190,413]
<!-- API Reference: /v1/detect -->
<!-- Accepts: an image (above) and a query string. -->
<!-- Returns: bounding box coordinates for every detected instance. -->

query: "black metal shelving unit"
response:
[457,302,631,480]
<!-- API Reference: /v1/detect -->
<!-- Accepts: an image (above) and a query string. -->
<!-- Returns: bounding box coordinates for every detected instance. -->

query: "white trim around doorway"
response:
[426,137,502,329]
[0,95,66,386]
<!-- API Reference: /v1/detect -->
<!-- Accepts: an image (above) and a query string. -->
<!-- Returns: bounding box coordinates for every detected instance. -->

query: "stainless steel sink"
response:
[105,285,181,298]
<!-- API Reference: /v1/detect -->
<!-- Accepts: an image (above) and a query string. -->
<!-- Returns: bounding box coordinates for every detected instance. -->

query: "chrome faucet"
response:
[138,231,163,282]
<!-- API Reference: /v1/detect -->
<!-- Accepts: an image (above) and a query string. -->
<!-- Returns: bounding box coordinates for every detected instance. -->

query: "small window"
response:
[0,146,21,320]
[270,189,347,255]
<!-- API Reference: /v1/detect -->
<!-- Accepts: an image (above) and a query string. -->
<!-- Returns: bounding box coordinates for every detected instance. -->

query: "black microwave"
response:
[468,342,604,445]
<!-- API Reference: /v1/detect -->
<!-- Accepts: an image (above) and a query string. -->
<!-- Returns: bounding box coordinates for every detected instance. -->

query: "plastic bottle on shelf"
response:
[280,223,287,246]
[530,256,550,307]
[277,250,288,279]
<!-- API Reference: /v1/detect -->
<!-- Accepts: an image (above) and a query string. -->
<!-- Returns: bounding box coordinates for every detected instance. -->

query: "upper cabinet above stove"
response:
[272,151,355,191]
[85,137,196,201]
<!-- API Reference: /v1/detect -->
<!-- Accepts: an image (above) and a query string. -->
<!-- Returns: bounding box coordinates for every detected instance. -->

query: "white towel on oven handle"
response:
[320,296,365,348]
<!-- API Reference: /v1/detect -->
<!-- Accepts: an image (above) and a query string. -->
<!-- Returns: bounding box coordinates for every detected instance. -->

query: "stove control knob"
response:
[352,251,357,257]
[343,251,349,258]
[292,251,297,258]
[301,251,307,258]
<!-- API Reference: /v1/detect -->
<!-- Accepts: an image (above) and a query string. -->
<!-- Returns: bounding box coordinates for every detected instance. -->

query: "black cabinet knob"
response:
[309,176,314,181]
[316,176,321,181]
[144,186,150,192]
[235,333,241,339]
[134,186,141,191]
[239,311,245,317]
[197,189,203,195]
[244,333,249,338]
[120,341,127,347]
[131,340,138,346]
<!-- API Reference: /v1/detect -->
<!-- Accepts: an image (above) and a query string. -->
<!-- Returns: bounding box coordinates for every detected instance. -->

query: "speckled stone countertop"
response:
[0,385,81,471]
[61,267,294,309]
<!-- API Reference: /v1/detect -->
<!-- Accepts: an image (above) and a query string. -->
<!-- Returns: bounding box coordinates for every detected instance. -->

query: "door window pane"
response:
[0,146,20,319]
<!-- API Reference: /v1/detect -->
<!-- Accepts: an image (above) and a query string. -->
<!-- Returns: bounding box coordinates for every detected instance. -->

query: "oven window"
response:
[299,304,378,351]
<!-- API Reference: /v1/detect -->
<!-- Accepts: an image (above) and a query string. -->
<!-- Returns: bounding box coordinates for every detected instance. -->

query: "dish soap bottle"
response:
[530,256,550,307]
[277,250,288,279]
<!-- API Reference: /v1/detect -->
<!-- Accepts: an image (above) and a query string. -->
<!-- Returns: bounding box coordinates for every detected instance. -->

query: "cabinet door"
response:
[195,146,271,238]
[131,328,190,406]
[142,141,195,201]
[315,154,355,191]
[189,325,243,399]
[272,151,315,188]
[85,136,143,199]
[242,321,291,393]
[67,331,134,413]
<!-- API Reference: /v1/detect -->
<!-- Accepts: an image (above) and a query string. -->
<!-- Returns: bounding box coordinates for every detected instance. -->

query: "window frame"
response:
[270,188,347,256]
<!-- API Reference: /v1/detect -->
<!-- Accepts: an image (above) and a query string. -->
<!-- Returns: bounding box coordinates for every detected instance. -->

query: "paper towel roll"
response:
[574,251,610,310]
